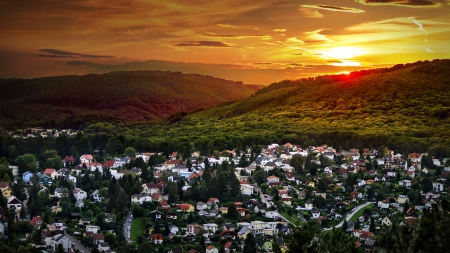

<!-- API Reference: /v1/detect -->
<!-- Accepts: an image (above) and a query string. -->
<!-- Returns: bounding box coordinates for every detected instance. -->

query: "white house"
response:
[206,245,219,253]
[433,182,444,192]
[73,188,87,201]
[399,180,412,188]
[136,153,149,163]
[86,225,101,234]
[131,194,152,205]
[240,184,254,196]
[264,210,279,219]
[7,196,22,211]
[267,175,280,183]
[203,223,219,233]
[51,234,72,252]
[311,210,320,219]
[382,217,392,226]
[90,190,105,202]
[80,154,93,164]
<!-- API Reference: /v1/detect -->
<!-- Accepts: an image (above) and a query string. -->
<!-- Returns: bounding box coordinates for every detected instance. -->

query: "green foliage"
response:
[285,220,321,253]
[15,154,37,173]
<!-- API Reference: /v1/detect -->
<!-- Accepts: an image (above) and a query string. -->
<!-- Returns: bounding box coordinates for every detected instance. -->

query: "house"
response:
[267,175,280,183]
[179,203,194,212]
[298,189,307,199]
[207,198,220,209]
[238,225,251,239]
[196,202,207,211]
[79,217,91,225]
[142,182,160,195]
[131,194,152,205]
[92,233,105,245]
[90,189,105,202]
[87,162,103,173]
[382,217,392,226]
[73,188,87,201]
[30,216,43,227]
[0,182,11,198]
[311,210,320,219]
[54,188,69,198]
[187,223,200,235]
[166,211,178,220]
[203,223,219,233]
[98,242,111,252]
[22,171,34,184]
[149,210,163,221]
[37,173,52,186]
[7,196,22,211]
[86,225,101,234]
[220,230,236,240]
[206,245,218,253]
[265,210,279,219]
[397,195,408,204]
[80,154,93,164]
[44,168,58,180]
[399,180,412,188]
[240,184,254,195]
[51,234,72,252]
[256,239,273,252]
[433,182,444,192]
[349,192,363,201]
[151,193,163,202]
[406,171,415,178]
[169,224,179,235]
[61,156,75,167]
[378,200,390,210]
[157,201,170,211]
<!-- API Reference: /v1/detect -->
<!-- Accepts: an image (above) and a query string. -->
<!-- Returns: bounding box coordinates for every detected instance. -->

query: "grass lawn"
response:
[280,212,302,226]
[349,204,374,222]
[130,217,145,240]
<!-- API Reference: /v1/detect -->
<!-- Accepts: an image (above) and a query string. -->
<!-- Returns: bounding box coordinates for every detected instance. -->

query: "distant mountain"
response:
[0,71,261,129]
[125,59,450,154]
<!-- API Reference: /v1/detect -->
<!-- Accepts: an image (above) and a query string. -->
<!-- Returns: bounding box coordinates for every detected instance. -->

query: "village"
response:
[0,137,449,253]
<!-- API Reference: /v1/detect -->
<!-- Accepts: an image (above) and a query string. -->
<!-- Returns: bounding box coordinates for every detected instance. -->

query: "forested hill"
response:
[126,59,450,154]
[0,71,261,129]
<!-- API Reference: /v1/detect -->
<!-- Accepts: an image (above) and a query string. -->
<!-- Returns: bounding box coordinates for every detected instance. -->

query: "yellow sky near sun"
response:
[0,0,448,84]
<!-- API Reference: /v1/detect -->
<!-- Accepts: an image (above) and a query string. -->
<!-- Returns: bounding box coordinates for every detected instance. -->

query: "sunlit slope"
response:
[135,59,450,153]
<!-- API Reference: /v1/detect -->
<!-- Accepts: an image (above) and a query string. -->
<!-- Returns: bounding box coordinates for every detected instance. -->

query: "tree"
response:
[12,179,27,202]
[252,169,267,185]
[168,182,179,203]
[290,155,304,174]
[369,217,375,232]
[16,154,37,173]
[227,203,238,221]
[421,177,433,193]
[104,233,115,246]
[243,233,256,253]
[125,147,137,158]
[285,220,320,253]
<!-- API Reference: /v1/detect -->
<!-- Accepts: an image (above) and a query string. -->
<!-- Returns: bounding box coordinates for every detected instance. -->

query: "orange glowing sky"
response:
[0,0,449,84]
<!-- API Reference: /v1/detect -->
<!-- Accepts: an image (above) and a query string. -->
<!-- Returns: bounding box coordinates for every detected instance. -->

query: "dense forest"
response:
[2,60,450,157]
[0,71,260,129]
[116,59,450,155]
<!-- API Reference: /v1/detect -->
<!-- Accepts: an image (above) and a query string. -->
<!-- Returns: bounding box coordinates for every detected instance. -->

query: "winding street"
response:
[64,230,90,253]
[123,210,133,243]
[328,202,375,230]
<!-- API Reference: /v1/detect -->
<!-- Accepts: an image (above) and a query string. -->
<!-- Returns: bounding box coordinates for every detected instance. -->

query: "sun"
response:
[321,46,363,59]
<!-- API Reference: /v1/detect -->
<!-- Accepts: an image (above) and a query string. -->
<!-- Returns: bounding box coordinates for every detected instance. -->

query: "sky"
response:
[0,0,449,84]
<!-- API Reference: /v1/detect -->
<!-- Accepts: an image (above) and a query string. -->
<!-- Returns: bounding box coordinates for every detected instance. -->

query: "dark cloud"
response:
[356,0,440,7]
[38,49,114,58]
[174,41,232,47]
[327,60,344,63]
[301,4,365,13]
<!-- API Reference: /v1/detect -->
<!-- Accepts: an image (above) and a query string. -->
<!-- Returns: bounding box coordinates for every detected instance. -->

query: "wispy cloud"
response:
[356,0,441,8]
[174,41,233,47]
[298,8,324,18]
[273,28,286,32]
[38,49,114,58]
[202,32,272,40]
[301,4,365,13]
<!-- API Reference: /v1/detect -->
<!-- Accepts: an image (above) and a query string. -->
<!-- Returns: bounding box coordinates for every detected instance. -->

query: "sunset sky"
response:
[0,0,449,84]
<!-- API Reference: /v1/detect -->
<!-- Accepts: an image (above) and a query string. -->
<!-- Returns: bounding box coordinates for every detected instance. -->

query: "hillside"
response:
[120,59,450,154]
[0,71,261,129]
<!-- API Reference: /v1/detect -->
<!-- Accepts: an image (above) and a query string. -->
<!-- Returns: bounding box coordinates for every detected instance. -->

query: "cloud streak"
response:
[38,49,114,58]
[174,41,233,47]
[301,4,365,13]
[356,0,441,8]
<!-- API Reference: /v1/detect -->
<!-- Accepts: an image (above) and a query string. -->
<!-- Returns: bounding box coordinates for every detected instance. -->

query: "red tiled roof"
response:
[44,168,55,175]
[81,154,93,160]
[103,160,114,167]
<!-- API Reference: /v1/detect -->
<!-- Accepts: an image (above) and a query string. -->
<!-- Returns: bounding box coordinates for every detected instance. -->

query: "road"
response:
[253,184,272,209]
[123,210,133,243]
[331,202,375,229]
[64,230,90,253]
